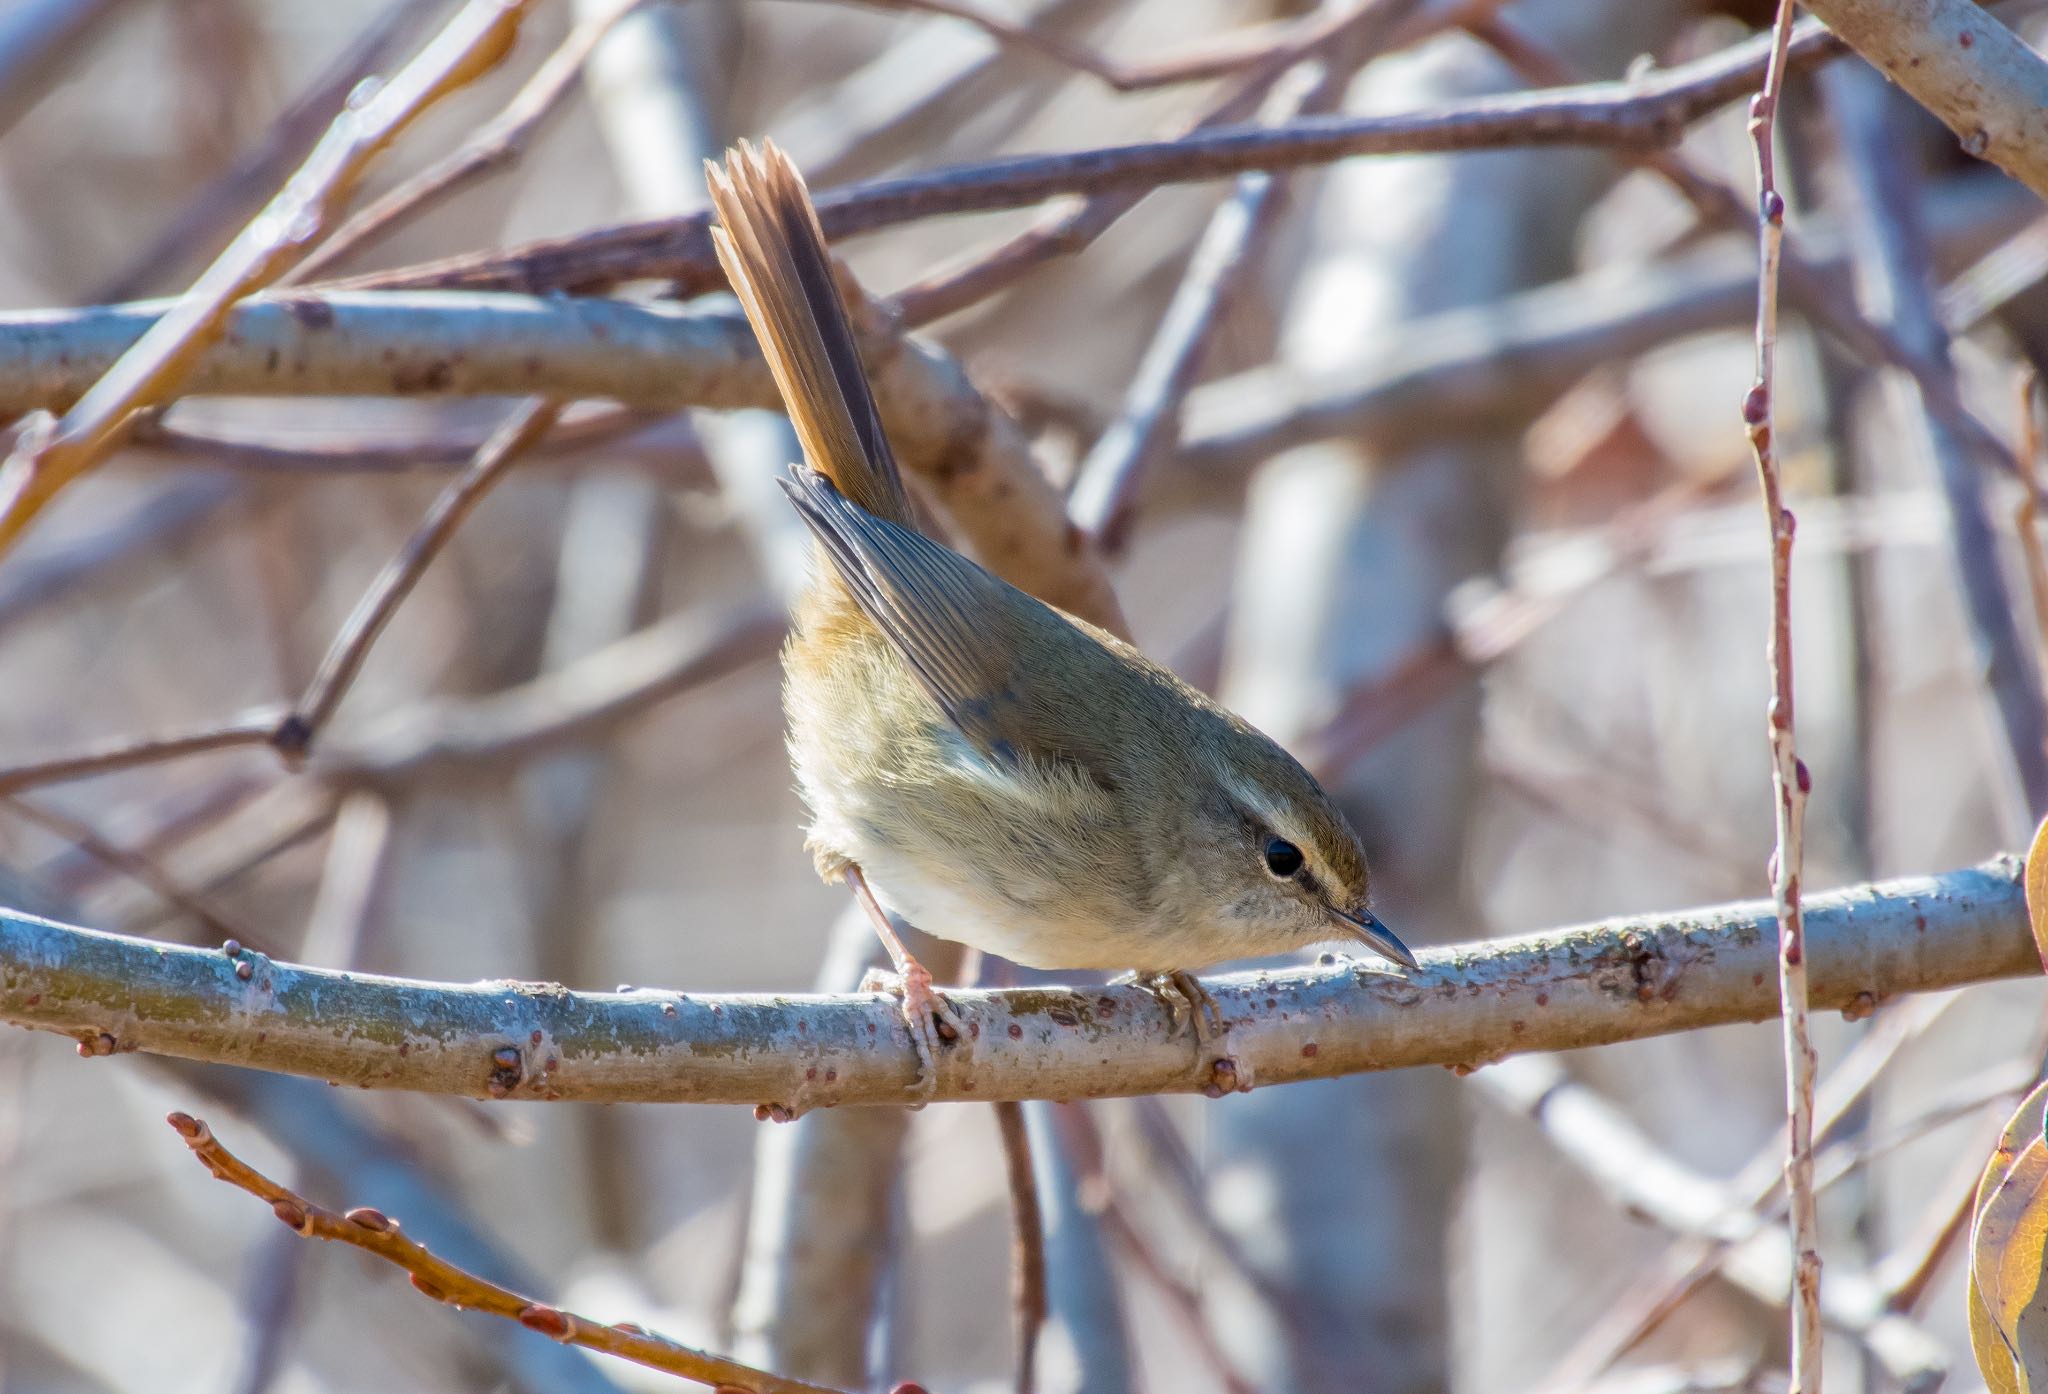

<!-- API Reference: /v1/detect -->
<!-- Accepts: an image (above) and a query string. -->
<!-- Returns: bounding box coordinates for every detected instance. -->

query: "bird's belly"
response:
[863,861,1112,969]
[792,695,1258,971]
[845,839,1251,973]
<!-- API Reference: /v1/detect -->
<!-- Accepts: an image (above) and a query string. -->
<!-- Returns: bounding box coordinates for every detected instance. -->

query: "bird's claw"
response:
[1121,969,1224,1048]
[861,961,964,1105]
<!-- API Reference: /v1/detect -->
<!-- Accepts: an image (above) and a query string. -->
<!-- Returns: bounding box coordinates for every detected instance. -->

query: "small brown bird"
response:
[706,142,1414,1098]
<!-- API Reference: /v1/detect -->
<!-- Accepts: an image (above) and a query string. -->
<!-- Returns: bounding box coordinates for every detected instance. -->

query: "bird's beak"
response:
[1330,906,1419,970]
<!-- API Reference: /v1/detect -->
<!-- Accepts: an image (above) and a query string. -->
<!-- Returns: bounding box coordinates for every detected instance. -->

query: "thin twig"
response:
[785,0,1184,92]
[336,18,1842,298]
[1469,2,2033,553]
[164,1112,852,1394]
[1879,1145,1999,1314]
[1050,1102,1260,1394]
[1829,59,2048,816]
[1742,6,1821,1388]
[1,797,263,951]
[890,0,1437,327]
[1939,211,2048,330]
[885,51,1281,327]
[0,399,571,790]
[0,603,780,829]
[107,781,338,936]
[94,0,440,301]
[0,0,539,557]
[277,398,563,761]
[1481,1056,1942,1389]
[320,604,783,783]
[0,712,284,797]
[993,1100,1046,1394]
[40,770,266,898]
[129,406,679,476]
[1125,1095,1314,1329]
[2014,369,2048,693]
[786,0,1411,95]
[293,0,651,282]
[1303,471,1731,778]
[1062,6,1388,545]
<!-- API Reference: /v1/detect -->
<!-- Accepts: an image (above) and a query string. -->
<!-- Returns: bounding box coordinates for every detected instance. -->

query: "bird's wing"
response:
[781,465,1032,767]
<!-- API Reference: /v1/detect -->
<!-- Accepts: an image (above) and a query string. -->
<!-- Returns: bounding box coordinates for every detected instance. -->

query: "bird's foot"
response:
[1122,969,1225,1047]
[860,960,964,1105]
[843,863,969,1105]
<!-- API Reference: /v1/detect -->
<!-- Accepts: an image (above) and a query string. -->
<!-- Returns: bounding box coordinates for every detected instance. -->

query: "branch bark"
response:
[0,289,1122,630]
[0,858,2028,1107]
[1799,0,2048,203]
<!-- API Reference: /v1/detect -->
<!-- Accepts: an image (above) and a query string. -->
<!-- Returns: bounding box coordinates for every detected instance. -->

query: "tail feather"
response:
[706,140,913,527]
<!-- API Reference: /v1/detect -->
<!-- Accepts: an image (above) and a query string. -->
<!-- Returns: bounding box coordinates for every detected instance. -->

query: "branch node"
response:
[518,1303,576,1340]
[486,1044,523,1097]
[269,712,316,765]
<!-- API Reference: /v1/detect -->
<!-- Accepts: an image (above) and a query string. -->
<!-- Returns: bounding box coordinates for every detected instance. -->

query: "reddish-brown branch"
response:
[164,1112,852,1394]
[335,19,1841,298]
[891,0,1440,328]
[993,1100,1046,1394]
[1742,4,1821,1389]
[2014,370,2048,692]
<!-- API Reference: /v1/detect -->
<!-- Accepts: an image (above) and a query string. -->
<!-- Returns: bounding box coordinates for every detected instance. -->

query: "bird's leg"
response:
[1168,969,1225,1044]
[1118,969,1225,1047]
[845,864,963,1104]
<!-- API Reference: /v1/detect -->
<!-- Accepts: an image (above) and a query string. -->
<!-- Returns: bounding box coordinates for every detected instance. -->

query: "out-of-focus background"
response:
[0,0,2043,1390]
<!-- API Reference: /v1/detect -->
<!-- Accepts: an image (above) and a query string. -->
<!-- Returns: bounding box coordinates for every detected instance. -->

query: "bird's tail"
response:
[705,139,913,528]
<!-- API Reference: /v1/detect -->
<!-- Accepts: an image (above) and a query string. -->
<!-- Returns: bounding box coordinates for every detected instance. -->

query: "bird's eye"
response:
[1263,838,1304,878]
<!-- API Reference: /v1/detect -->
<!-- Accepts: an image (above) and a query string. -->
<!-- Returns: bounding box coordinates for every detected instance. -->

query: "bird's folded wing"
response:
[781,465,1030,767]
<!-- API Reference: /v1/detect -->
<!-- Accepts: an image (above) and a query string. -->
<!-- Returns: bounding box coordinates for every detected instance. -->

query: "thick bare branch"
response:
[1801,0,2048,202]
[0,858,2029,1106]
[0,290,1124,631]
